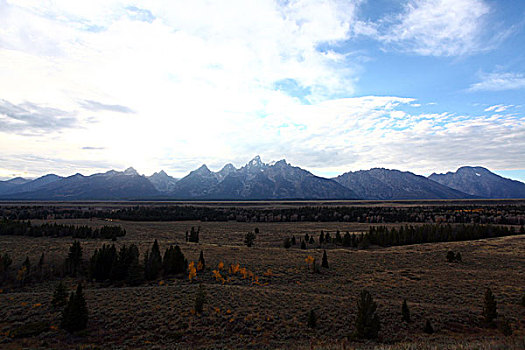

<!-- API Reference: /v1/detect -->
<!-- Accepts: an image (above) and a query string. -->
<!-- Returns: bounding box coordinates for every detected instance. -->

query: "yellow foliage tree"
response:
[188,261,197,281]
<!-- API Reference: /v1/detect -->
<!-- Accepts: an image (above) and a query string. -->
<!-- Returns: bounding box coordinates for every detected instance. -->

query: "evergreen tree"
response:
[446,251,455,262]
[335,231,342,245]
[402,299,410,322]
[163,245,186,275]
[304,234,309,243]
[291,236,296,245]
[195,283,206,314]
[300,241,306,249]
[89,244,117,281]
[38,253,45,271]
[482,288,498,326]
[319,231,325,245]
[325,232,332,243]
[343,232,352,247]
[188,227,200,243]
[51,281,68,309]
[244,231,256,247]
[309,236,315,245]
[144,240,162,280]
[307,309,317,328]
[354,290,380,339]
[126,255,144,286]
[455,252,462,262]
[65,241,82,276]
[61,284,88,333]
[283,237,291,249]
[22,256,31,273]
[424,319,434,334]
[322,250,329,268]
[198,250,206,270]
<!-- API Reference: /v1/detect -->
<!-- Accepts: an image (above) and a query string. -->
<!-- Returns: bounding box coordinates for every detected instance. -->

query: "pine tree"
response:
[244,231,256,247]
[402,299,410,322]
[424,319,434,334]
[300,241,306,249]
[51,281,68,309]
[23,256,31,272]
[482,288,498,326]
[319,231,325,245]
[126,255,144,286]
[283,237,291,249]
[354,290,380,339]
[144,240,162,280]
[61,284,88,333]
[307,309,317,328]
[194,283,206,314]
[65,241,82,276]
[291,236,296,245]
[455,252,462,262]
[446,251,455,262]
[38,253,45,271]
[322,250,329,268]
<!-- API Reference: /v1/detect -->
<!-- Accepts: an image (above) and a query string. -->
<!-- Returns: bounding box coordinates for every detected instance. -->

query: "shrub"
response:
[482,288,498,326]
[424,319,434,334]
[446,251,455,262]
[353,290,380,339]
[11,321,50,338]
[498,318,513,336]
[283,237,291,249]
[402,299,410,322]
[307,309,317,328]
[61,284,88,333]
[52,281,68,309]
[194,283,206,314]
[455,252,462,262]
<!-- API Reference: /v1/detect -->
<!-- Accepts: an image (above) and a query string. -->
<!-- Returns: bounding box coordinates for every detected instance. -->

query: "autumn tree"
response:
[353,290,380,339]
[483,288,498,326]
[61,284,88,333]
[198,250,206,270]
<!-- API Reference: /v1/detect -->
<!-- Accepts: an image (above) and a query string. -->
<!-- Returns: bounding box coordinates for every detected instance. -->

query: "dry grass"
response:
[0,219,524,349]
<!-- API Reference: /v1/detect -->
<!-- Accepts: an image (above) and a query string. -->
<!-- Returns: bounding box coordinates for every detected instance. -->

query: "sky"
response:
[0,0,524,181]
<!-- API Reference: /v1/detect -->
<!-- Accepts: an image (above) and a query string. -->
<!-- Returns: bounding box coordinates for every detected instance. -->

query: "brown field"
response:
[1,219,524,349]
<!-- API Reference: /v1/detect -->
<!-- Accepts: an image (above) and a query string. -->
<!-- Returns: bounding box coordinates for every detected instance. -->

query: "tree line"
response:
[0,219,126,239]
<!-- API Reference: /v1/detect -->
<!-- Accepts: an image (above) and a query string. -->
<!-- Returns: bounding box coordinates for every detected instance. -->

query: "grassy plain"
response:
[0,218,524,349]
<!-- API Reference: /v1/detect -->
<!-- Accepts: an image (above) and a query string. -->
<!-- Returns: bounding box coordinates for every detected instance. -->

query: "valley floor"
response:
[1,220,524,349]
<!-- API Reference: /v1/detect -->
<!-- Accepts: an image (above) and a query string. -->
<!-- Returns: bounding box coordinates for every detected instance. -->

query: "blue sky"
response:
[0,0,524,181]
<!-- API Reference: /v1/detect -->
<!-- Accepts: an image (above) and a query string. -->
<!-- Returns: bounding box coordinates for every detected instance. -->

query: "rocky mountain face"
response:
[429,166,525,199]
[333,168,471,200]
[0,168,158,200]
[169,156,358,200]
[1,160,523,200]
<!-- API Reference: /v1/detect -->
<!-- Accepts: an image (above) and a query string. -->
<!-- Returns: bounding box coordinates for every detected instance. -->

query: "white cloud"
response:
[469,72,525,92]
[484,104,513,113]
[371,0,492,56]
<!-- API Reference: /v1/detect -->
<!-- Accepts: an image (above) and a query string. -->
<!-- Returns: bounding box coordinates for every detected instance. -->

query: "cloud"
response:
[469,72,525,91]
[79,100,134,113]
[484,104,513,113]
[81,146,105,150]
[0,99,78,134]
[364,0,492,56]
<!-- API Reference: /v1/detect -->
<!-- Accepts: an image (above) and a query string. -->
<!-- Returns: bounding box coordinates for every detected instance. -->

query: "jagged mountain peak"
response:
[194,164,212,175]
[123,167,139,176]
[246,155,266,169]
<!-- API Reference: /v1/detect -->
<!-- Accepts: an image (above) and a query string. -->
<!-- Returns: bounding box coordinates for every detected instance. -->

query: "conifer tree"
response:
[325,232,331,243]
[300,241,306,249]
[23,256,31,272]
[424,319,434,334]
[195,283,206,314]
[455,252,462,262]
[319,231,325,245]
[291,236,296,245]
[322,250,329,268]
[65,241,82,276]
[446,251,455,262]
[283,237,291,249]
[126,255,144,286]
[38,253,45,271]
[354,290,380,339]
[343,232,352,247]
[244,231,256,247]
[307,309,317,328]
[144,240,162,280]
[52,281,68,309]
[61,284,88,333]
[483,288,498,326]
[402,299,410,322]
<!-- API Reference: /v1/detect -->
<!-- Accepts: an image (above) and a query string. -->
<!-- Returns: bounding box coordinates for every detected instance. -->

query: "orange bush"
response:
[188,261,197,281]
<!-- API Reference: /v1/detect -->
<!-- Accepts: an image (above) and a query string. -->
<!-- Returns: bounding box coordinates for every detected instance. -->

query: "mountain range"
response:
[0,156,524,200]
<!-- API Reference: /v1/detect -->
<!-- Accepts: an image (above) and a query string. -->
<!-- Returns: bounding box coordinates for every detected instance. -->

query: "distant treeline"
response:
[0,219,126,239]
[364,224,524,248]
[1,204,525,225]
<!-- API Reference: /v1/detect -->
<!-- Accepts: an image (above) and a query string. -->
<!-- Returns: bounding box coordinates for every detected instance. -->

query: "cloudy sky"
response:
[1,0,524,181]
